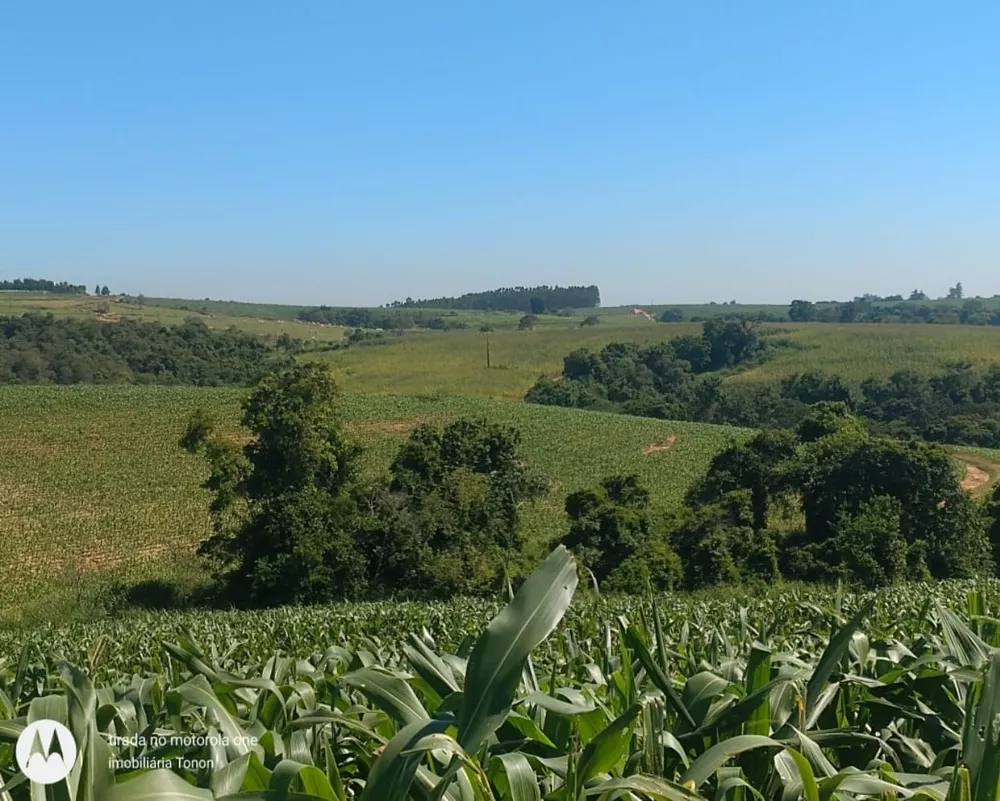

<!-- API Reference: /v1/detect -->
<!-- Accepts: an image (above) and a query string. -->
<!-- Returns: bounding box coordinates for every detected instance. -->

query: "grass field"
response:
[0,292,349,342]
[306,324,700,396]
[0,385,753,620]
[306,322,1000,396]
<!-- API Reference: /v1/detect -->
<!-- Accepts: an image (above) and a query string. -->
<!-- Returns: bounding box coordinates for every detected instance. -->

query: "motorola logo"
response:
[15,720,78,785]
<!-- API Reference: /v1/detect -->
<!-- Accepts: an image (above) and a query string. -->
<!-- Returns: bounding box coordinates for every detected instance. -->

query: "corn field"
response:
[0,386,748,617]
[1,549,1000,799]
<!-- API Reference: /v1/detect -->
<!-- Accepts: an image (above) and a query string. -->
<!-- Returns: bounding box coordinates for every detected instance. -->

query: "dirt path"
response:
[643,434,678,455]
[959,461,991,492]
[632,307,656,322]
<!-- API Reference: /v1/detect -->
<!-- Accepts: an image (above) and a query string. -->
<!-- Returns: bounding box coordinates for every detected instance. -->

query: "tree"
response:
[702,317,764,370]
[788,427,992,579]
[94,284,100,296]
[788,299,817,322]
[529,297,546,315]
[780,372,853,406]
[376,418,548,595]
[947,282,964,300]
[796,401,865,443]
[689,429,797,530]
[580,314,600,326]
[182,363,366,606]
[518,314,538,331]
[100,285,110,296]
[561,475,676,586]
[832,495,907,587]
[989,484,1000,569]
[909,289,928,301]
[659,308,684,323]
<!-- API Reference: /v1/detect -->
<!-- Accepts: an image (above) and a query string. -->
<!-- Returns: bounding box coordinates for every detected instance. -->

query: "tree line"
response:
[527,323,1000,448]
[387,284,601,312]
[0,313,294,386]
[0,278,88,294]
[788,294,1000,325]
[176,363,1000,608]
[525,317,774,420]
[298,306,469,331]
[573,403,996,593]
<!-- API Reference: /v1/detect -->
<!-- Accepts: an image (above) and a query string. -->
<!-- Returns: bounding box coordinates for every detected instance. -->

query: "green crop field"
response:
[738,323,1000,384]
[305,325,700,397]
[304,322,1000,397]
[0,552,999,798]
[0,385,751,620]
[0,293,348,342]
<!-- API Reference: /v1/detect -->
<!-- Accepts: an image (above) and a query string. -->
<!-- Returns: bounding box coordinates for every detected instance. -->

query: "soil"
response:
[643,434,678,455]
[345,415,447,436]
[959,462,991,492]
[632,307,656,322]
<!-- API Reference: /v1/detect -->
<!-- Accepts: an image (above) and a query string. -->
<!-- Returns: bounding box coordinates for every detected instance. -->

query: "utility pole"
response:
[485,333,491,369]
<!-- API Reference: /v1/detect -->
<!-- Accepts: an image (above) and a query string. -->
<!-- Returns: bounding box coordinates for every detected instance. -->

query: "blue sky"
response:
[2,2,998,306]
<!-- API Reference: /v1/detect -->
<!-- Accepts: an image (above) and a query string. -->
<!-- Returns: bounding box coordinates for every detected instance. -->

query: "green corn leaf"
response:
[456,546,578,753]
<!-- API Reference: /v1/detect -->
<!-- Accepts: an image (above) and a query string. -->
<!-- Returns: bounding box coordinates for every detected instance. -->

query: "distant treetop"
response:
[388,285,600,312]
[0,278,87,294]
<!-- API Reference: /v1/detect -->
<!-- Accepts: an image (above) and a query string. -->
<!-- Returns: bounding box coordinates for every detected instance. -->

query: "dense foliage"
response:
[788,295,1000,325]
[680,404,994,588]
[526,317,770,419]
[560,474,681,592]
[183,365,550,604]
[177,365,1000,610]
[4,554,1000,799]
[530,320,1000,448]
[389,284,601,312]
[297,305,468,330]
[359,417,549,595]
[0,276,88,293]
[0,313,293,385]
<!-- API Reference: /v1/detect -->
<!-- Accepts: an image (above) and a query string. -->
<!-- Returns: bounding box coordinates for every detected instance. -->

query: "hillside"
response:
[308,321,1000,396]
[0,385,753,619]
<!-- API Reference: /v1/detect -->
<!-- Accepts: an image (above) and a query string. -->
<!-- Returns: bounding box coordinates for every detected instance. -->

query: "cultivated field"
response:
[0,553,998,798]
[0,293,348,342]
[0,385,752,620]
[309,322,1000,397]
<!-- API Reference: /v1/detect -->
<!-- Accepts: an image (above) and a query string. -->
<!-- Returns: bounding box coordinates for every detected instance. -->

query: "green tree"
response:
[376,418,548,595]
[795,401,865,443]
[702,316,764,370]
[689,429,797,530]
[518,314,538,331]
[100,285,110,296]
[780,372,853,406]
[989,484,1000,570]
[789,426,992,579]
[182,363,366,606]
[832,495,908,587]
[561,475,672,585]
[788,299,817,322]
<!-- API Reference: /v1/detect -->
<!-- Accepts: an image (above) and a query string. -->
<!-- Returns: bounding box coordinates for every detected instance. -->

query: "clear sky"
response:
[2,2,998,307]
